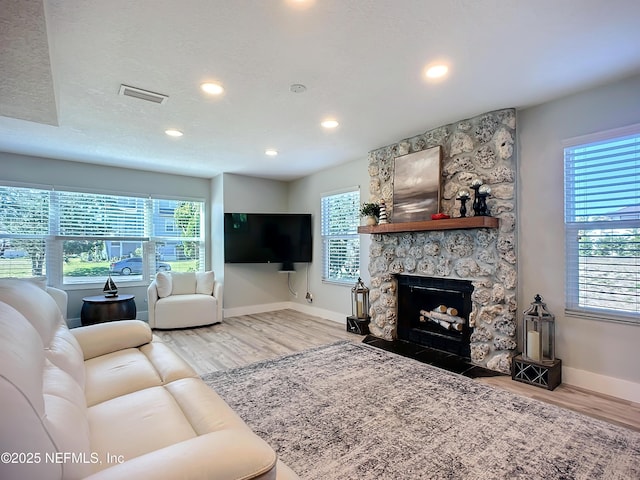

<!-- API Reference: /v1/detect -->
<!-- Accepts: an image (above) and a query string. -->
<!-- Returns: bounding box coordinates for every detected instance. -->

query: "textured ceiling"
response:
[0,0,57,125]
[1,0,640,180]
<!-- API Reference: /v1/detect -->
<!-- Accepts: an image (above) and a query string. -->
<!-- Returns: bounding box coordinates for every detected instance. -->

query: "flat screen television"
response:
[224,213,312,270]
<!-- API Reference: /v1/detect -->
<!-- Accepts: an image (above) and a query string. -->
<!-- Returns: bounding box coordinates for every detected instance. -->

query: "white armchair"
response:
[147,271,222,329]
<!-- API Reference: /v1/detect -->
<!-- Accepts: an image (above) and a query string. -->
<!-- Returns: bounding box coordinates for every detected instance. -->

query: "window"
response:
[564,125,640,323]
[321,188,360,284]
[54,191,149,284]
[152,199,203,273]
[0,185,205,286]
[0,186,49,278]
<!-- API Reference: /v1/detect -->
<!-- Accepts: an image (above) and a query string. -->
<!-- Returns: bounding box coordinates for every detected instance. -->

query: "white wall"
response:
[518,73,640,401]
[0,152,211,320]
[221,173,292,313]
[210,174,225,287]
[288,157,372,322]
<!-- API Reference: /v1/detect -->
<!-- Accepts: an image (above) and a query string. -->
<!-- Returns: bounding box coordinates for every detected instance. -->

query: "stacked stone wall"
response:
[366,108,517,373]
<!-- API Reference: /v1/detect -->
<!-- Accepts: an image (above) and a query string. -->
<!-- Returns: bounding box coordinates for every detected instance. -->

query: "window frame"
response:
[320,187,361,285]
[563,123,640,325]
[0,183,206,289]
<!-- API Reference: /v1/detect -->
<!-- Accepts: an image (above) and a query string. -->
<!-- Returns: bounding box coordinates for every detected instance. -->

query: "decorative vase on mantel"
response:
[360,202,381,227]
[365,215,378,226]
[378,200,389,224]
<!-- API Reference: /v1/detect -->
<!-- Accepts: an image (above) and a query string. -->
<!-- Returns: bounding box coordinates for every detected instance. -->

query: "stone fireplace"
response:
[365,108,517,373]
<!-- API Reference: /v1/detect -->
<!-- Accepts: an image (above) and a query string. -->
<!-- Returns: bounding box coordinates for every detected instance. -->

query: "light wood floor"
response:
[156,309,640,432]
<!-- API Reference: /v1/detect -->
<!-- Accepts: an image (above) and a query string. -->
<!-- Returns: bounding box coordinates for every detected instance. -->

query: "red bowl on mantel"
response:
[431,213,450,220]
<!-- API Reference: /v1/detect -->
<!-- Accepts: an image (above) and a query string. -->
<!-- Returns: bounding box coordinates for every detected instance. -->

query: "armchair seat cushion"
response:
[154,293,218,329]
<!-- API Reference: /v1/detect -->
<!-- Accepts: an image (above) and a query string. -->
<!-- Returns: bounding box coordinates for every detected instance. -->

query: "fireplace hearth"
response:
[396,275,473,358]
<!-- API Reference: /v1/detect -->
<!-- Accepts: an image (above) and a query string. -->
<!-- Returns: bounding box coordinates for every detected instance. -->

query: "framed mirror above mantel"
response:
[357,216,499,235]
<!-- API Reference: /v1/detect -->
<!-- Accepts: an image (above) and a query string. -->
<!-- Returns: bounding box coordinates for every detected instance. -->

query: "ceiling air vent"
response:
[118,84,168,104]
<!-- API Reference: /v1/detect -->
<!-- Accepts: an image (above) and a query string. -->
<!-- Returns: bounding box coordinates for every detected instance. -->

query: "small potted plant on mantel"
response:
[360,202,381,226]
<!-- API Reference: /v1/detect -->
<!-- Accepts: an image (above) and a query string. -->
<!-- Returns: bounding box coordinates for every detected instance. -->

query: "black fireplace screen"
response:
[396,275,473,358]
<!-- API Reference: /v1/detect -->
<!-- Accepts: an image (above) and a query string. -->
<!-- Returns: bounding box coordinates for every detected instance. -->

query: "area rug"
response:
[201,341,640,479]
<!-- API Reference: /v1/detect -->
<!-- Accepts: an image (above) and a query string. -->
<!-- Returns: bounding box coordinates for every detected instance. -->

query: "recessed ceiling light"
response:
[165,129,183,137]
[287,0,315,8]
[321,119,339,129]
[201,82,224,95]
[425,64,449,79]
[265,149,278,156]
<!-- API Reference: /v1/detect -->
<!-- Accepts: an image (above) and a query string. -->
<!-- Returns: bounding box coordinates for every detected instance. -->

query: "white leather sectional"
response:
[0,279,298,480]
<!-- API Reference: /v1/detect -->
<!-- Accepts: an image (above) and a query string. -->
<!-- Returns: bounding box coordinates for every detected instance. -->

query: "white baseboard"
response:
[288,303,346,325]
[563,366,640,404]
[67,317,82,329]
[223,301,346,325]
[223,302,292,319]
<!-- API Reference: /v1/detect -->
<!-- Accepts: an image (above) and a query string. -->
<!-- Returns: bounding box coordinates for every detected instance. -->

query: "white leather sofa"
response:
[148,271,222,329]
[0,279,298,480]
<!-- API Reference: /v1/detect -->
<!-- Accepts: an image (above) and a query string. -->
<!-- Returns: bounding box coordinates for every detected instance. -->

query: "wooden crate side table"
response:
[511,354,562,391]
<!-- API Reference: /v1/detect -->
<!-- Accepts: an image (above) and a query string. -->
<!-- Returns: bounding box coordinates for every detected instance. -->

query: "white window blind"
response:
[0,184,205,286]
[564,127,640,322]
[152,199,204,271]
[0,186,50,278]
[56,191,147,238]
[52,191,151,284]
[321,189,360,283]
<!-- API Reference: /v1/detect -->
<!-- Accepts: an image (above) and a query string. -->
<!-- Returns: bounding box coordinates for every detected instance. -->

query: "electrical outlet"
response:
[305,292,313,303]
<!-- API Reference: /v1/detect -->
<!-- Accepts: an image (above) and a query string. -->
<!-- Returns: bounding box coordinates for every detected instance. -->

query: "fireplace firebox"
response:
[396,275,473,358]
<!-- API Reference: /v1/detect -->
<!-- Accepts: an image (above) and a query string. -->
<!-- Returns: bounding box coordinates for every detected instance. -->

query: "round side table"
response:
[81,294,136,326]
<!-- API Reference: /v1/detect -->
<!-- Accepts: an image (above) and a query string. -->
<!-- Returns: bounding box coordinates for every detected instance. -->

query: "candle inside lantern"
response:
[356,300,363,318]
[527,330,541,362]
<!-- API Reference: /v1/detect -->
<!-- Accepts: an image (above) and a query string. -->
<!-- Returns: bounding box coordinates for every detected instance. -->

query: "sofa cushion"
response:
[170,272,197,295]
[155,271,172,298]
[196,271,215,295]
[0,279,85,387]
[72,320,153,361]
[84,349,165,407]
[87,378,279,478]
[164,378,249,434]
[139,342,198,384]
[88,386,197,471]
[82,430,279,480]
[83,340,197,407]
[0,279,62,346]
[42,359,92,479]
[0,304,62,480]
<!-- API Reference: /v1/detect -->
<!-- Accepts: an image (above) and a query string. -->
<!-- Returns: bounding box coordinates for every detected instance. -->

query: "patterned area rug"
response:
[201,341,640,479]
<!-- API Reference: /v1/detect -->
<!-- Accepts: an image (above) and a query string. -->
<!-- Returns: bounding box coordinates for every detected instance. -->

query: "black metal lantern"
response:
[351,277,370,320]
[523,294,556,365]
